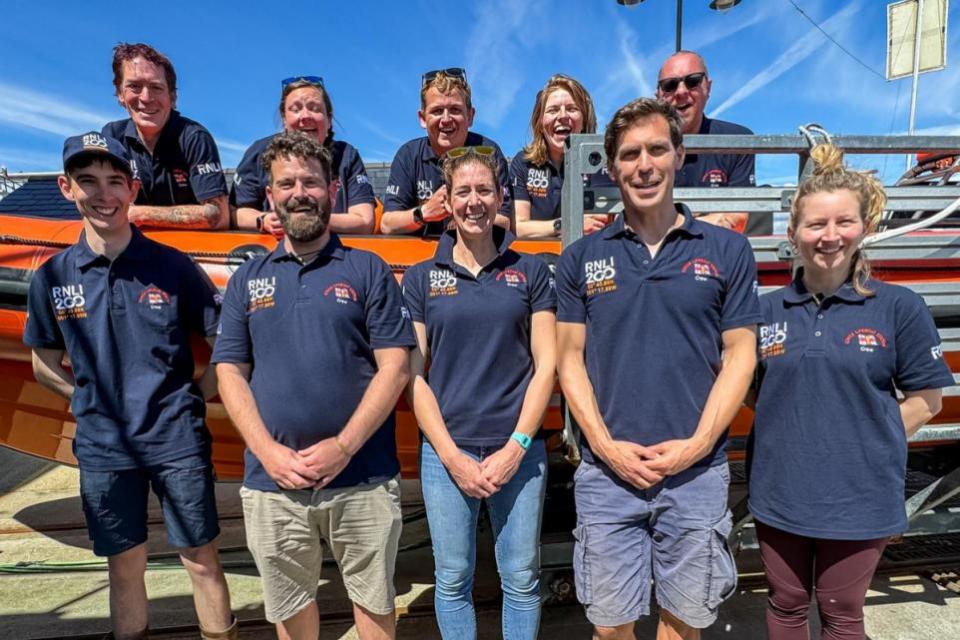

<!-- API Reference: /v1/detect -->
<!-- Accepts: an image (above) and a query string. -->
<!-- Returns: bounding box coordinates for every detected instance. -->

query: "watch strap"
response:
[510,432,532,450]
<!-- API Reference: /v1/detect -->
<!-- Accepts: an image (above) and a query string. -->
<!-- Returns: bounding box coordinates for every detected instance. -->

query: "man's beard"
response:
[275,195,331,242]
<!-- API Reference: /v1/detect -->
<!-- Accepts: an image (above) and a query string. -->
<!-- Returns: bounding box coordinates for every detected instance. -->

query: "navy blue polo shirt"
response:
[211,234,416,491]
[556,205,762,468]
[402,228,555,447]
[749,277,954,540]
[676,116,768,235]
[384,133,511,236]
[103,110,227,206]
[230,136,375,214]
[509,153,614,221]
[24,226,220,471]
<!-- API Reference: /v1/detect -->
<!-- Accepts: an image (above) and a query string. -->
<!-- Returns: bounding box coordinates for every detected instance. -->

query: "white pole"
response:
[907,0,925,172]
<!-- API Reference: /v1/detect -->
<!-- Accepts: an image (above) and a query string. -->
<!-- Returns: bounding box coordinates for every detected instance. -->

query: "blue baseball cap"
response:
[62,132,134,176]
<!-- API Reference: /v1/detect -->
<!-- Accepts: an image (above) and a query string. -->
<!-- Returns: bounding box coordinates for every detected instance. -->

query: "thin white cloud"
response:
[0,145,61,172]
[465,0,541,129]
[0,81,114,137]
[709,1,861,119]
[352,114,407,149]
[215,138,249,154]
[684,2,779,53]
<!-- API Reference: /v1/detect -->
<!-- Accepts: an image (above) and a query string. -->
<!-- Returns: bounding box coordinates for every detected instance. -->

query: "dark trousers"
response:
[756,521,888,640]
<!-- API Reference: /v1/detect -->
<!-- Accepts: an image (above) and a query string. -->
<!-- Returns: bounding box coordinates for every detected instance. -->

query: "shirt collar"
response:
[433,226,515,268]
[601,203,703,240]
[75,225,152,269]
[783,270,866,305]
[419,132,482,164]
[122,110,180,148]
[269,232,345,264]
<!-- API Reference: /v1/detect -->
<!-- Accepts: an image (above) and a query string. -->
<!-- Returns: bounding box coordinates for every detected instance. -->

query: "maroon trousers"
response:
[756,521,888,640]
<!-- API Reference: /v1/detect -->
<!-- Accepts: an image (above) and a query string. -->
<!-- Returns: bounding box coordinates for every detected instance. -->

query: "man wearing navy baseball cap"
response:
[23,132,237,640]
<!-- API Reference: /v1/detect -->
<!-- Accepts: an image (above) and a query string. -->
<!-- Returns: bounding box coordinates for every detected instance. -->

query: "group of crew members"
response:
[19,42,954,640]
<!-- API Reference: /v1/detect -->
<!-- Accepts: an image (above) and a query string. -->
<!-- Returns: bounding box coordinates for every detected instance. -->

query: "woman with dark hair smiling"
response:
[403,147,556,639]
[231,76,376,235]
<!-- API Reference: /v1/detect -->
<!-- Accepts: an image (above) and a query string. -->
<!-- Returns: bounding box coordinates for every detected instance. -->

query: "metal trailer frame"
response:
[558,132,960,552]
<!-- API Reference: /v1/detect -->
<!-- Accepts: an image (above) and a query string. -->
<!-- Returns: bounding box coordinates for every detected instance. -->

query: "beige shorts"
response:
[240,476,402,623]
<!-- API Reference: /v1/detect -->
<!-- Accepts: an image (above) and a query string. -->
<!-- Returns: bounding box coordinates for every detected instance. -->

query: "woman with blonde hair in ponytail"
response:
[748,144,953,640]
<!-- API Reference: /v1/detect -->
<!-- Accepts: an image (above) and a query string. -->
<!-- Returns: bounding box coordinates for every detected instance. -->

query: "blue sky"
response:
[1,0,957,185]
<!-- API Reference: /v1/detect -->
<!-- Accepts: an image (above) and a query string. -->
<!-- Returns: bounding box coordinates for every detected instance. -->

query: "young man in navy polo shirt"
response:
[656,51,767,235]
[556,99,761,640]
[102,42,229,230]
[213,131,415,640]
[24,133,236,640]
[380,68,512,236]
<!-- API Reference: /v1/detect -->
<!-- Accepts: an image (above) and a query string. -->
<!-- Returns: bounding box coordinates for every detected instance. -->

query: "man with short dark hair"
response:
[214,131,415,640]
[25,132,235,640]
[103,42,229,229]
[380,68,511,235]
[556,98,760,640]
[656,51,770,235]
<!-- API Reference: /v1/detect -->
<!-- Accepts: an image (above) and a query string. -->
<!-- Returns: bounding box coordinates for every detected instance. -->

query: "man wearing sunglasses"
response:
[380,68,512,236]
[656,51,769,235]
[102,42,229,230]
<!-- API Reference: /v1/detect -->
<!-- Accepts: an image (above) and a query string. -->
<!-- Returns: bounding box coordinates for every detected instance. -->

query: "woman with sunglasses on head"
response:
[402,147,556,640]
[232,76,376,235]
[749,144,952,640]
[511,74,611,238]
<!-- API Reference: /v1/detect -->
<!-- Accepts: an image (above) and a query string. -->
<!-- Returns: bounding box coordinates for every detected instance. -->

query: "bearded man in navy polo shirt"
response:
[656,51,769,236]
[214,131,415,640]
[102,43,229,230]
[556,99,761,640]
[24,133,236,640]
[380,68,512,236]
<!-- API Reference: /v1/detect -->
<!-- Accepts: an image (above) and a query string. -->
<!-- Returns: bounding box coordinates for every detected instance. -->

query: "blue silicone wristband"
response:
[510,432,532,450]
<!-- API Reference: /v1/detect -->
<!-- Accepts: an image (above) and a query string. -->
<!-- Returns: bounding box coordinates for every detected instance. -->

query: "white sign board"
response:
[887,0,949,80]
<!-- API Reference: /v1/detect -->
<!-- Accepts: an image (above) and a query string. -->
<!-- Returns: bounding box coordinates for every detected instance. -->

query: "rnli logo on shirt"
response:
[681,258,720,282]
[759,322,788,359]
[584,257,617,296]
[138,286,171,310]
[496,269,528,288]
[172,168,189,188]
[417,180,435,201]
[844,328,888,353]
[429,269,458,297]
[701,169,728,186]
[356,174,370,185]
[129,160,139,180]
[526,168,549,198]
[51,284,87,320]
[248,277,277,311]
[931,344,944,360]
[324,282,359,305]
[195,162,222,176]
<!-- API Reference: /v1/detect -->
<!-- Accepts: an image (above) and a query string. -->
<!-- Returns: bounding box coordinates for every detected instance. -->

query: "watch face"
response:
[413,207,424,224]
[554,218,562,232]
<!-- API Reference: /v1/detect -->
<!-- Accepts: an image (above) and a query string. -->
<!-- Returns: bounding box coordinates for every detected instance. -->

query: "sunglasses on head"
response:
[446,145,495,159]
[422,67,467,87]
[282,75,324,88]
[657,72,707,94]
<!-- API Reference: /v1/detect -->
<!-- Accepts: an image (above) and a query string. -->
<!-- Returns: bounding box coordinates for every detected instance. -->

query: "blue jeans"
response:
[420,439,547,640]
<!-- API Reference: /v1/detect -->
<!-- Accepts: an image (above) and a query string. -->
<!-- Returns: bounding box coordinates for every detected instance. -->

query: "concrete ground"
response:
[1,447,958,640]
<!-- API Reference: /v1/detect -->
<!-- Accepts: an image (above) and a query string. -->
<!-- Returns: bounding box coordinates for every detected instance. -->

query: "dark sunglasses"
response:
[422,67,467,87]
[281,75,324,88]
[657,72,707,93]
[446,145,495,159]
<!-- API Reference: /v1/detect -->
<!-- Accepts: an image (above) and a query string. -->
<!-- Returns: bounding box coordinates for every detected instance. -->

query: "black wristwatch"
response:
[412,206,425,226]
[255,213,267,232]
[553,218,562,233]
